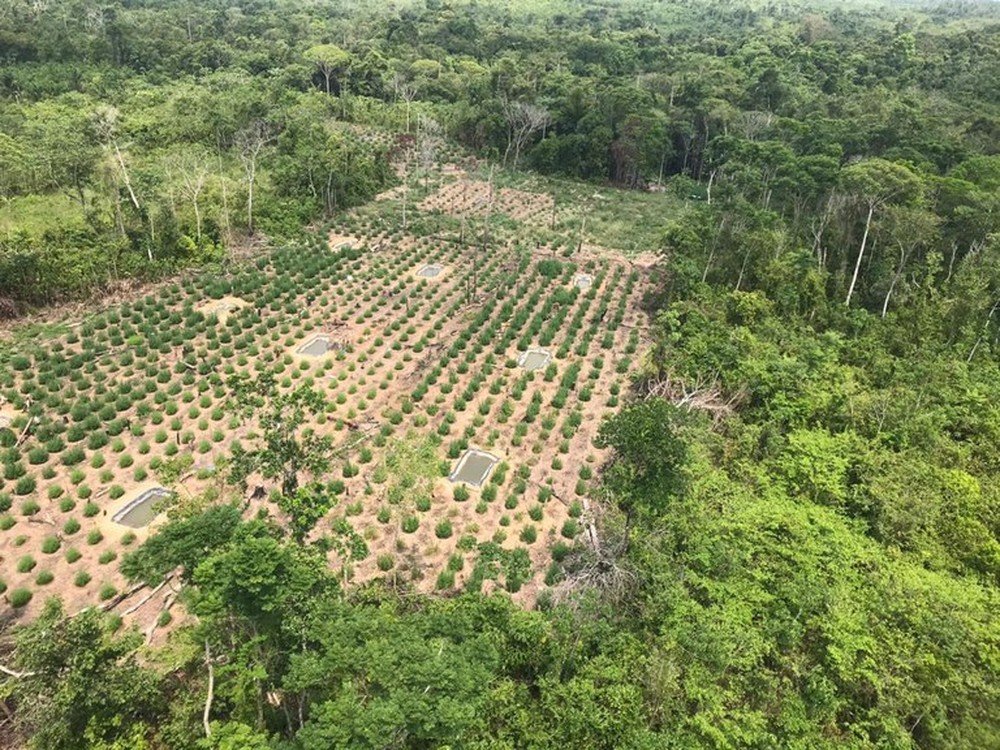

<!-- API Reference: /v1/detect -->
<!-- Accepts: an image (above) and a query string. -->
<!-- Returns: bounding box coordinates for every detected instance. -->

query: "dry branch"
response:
[640,373,744,423]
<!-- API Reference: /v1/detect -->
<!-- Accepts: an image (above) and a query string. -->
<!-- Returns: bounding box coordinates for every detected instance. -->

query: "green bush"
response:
[16,555,36,573]
[35,570,54,586]
[9,587,32,608]
[436,569,456,590]
[561,519,579,539]
[435,520,453,539]
[74,571,91,587]
[14,476,36,496]
[41,536,60,554]
[87,529,103,545]
[551,541,571,562]
[99,583,118,601]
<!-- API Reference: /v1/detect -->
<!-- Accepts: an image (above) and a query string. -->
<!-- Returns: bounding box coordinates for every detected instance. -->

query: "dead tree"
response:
[501,99,551,169]
[236,121,274,235]
[168,149,211,243]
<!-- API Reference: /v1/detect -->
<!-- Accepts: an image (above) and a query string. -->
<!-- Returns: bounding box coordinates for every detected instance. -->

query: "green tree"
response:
[2,599,163,750]
[596,398,690,548]
[227,374,333,497]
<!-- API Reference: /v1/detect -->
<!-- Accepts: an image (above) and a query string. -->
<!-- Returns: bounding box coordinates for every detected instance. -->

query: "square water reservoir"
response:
[417,264,443,278]
[450,449,499,487]
[518,348,551,371]
[113,487,172,529]
[297,335,332,357]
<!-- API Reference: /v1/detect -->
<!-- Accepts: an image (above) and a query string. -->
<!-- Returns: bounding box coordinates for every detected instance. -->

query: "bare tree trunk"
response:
[845,201,875,307]
[218,154,231,244]
[945,242,958,283]
[203,640,214,737]
[113,141,140,211]
[967,298,1000,363]
[735,245,752,291]
[702,215,727,283]
[881,242,907,318]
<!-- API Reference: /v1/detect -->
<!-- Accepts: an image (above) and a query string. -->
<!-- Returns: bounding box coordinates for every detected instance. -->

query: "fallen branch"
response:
[14,417,35,448]
[122,575,174,615]
[145,592,176,644]
[641,373,744,424]
[96,581,147,612]
[0,664,36,679]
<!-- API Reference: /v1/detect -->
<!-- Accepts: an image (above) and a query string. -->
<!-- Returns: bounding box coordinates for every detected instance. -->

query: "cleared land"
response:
[0,166,662,628]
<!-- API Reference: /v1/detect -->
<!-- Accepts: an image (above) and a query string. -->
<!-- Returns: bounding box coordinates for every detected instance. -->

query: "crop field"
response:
[0,170,658,631]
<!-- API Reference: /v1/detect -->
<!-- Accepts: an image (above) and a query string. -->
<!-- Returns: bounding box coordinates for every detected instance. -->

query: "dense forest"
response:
[1,0,1000,749]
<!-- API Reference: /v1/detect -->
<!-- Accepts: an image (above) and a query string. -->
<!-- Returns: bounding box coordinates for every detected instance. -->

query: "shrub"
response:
[35,570,54,586]
[0,514,14,530]
[99,584,118,601]
[376,554,395,571]
[27,447,49,465]
[435,520,453,539]
[98,550,117,564]
[453,484,470,502]
[74,571,91,587]
[560,519,579,539]
[87,529,103,545]
[14,476,36,496]
[401,516,419,534]
[41,536,60,554]
[436,569,456,590]
[83,501,99,517]
[9,587,32,607]
[16,555,36,573]
[66,548,82,563]
[20,499,40,515]
[519,525,538,544]
[551,541,571,561]
[63,517,81,535]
